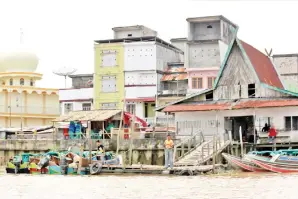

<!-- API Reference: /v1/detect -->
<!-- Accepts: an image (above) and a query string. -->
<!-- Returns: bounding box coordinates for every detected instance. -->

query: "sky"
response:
[0,0,297,89]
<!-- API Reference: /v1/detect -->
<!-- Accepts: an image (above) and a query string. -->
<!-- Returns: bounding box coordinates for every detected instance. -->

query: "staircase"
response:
[174,133,230,166]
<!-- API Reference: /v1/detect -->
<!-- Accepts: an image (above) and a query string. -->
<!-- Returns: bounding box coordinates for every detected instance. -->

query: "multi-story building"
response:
[59,74,93,115]
[94,25,183,121]
[0,49,59,127]
[170,15,238,94]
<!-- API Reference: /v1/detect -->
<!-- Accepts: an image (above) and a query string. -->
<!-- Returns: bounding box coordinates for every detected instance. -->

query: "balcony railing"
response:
[157,89,187,97]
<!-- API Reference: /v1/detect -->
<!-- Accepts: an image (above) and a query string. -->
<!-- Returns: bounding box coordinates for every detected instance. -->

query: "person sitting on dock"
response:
[268,124,277,144]
[262,123,270,132]
[164,134,174,169]
[96,140,104,153]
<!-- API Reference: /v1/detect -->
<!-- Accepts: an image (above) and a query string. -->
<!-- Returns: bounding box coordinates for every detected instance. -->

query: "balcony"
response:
[157,89,187,97]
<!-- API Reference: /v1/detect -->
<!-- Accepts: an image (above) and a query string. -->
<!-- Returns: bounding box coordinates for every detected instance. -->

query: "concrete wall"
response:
[0,138,181,166]
[188,42,221,68]
[124,42,156,71]
[188,21,221,41]
[156,44,182,71]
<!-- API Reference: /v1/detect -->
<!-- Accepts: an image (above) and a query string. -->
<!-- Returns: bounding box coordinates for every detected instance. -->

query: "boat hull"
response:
[222,153,265,172]
[6,168,30,174]
[249,155,298,173]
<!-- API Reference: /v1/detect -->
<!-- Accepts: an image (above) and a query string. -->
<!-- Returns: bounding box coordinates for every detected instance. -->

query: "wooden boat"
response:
[6,153,35,174]
[222,153,266,172]
[249,153,298,173]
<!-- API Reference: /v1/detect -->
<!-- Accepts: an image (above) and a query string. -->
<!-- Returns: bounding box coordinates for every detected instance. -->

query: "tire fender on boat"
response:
[90,162,102,175]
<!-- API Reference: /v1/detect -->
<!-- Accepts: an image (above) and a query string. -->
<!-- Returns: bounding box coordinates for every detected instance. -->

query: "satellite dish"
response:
[53,67,77,88]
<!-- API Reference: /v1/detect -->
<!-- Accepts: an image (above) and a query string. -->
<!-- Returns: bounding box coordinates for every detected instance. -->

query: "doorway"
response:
[224,116,255,142]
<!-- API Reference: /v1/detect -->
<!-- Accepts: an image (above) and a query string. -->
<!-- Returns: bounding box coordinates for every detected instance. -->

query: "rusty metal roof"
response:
[161,74,188,81]
[126,97,155,102]
[240,40,284,89]
[53,109,122,122]
[163,99,298,112]
[163,102,231,112]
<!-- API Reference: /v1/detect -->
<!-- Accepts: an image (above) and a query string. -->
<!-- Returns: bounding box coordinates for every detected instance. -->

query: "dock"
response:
[90,164,226,176]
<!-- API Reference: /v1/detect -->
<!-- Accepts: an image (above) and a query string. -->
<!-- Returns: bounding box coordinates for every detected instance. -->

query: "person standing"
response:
[164,134,174,169]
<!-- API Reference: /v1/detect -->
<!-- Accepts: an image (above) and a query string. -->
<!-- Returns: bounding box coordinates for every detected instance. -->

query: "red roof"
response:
[240,40,284,89]
[233,99,298,109]
[163,99,298,112]
[126,97,155,102]
[163,103,231,112]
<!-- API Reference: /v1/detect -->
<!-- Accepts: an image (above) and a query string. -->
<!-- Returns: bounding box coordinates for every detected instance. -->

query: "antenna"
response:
[20,28,24,44]
[53,67,77,88]
[265,48,273,57]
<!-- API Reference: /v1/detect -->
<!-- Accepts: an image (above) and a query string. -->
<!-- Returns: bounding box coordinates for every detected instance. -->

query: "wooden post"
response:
[239,126,244,157]
[88,121,92,164]
[128,114,135,165]
[166,112,169,132]
[253,108,256,149]
[116,96,126,155]
[212,135,216,173]
[102,121,105,140]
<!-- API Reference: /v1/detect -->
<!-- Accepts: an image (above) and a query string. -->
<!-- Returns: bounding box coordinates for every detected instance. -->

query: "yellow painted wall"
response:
[45,94,59,115]
[94,43,124,109]
[147,102,156,117]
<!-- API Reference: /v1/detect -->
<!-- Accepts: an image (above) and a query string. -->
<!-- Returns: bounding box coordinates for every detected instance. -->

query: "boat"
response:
[222,153,267,172]
[248,151,298,173]
[6,153,35,174]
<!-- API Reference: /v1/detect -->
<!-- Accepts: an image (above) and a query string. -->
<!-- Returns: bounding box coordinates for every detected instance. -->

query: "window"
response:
[206,92,213,101]
[9,78,13,86]
[64,103,73,114]
[82,103,91,111]
[30,79,34,86]
[192,77,203,89]
[20,78,24,86]
[207,77,216,89]
[248,84,255,98]
[101,103,117,109]
[127,34,132,37]
[101,76,116,92]
[126,104,136,115]
[285,116,298,131]
[101,50,117,67]
[207,25,213,28]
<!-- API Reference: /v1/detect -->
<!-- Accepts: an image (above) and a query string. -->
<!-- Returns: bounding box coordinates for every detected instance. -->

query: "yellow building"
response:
[94,42,125,109]
[0,48,59,128]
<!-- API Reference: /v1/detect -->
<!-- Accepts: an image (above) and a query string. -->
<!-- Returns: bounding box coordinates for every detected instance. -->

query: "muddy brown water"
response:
[0,171,297,199]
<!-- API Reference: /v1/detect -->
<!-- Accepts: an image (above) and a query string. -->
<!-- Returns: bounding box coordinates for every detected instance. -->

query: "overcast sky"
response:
[0,0,297,88]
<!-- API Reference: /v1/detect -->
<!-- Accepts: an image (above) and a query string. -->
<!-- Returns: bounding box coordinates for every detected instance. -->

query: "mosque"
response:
[0,36,59,128]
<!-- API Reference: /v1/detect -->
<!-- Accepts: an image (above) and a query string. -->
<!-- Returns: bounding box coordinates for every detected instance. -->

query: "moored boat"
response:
[248,153,298,173]
[222,153,266,172]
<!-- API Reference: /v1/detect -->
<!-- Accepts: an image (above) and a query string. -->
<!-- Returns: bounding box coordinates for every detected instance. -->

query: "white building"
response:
[111,25,184,121]
[59,74,93,115]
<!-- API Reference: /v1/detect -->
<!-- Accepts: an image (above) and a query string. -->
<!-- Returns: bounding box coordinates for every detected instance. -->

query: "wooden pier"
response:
[90,164,226,176]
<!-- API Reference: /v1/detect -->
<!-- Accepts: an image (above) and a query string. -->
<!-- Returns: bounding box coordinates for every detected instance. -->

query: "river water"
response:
[0,172,296,199]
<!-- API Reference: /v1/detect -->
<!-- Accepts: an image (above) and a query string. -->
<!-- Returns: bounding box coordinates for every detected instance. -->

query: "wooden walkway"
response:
[175,135,230,166]
[96,164,225,175]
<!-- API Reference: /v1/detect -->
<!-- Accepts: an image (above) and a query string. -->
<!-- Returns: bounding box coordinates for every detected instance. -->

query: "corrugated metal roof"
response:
[163,99,298,112]
[126,97,155,102]
[164,103,231,112]
[234,99,298,109]
[240,40,284,89]
[161,74,188,81]
[53,109,122,122]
